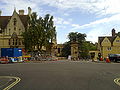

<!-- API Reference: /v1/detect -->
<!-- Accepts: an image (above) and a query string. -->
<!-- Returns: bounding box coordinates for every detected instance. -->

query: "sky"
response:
[0,0,120,44]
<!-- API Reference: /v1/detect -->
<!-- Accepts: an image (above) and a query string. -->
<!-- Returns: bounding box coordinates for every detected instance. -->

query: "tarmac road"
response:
[0,60,120,90]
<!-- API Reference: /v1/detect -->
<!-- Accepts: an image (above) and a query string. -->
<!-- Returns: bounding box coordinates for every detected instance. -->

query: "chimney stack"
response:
[19,10,24,15]
[28,7,32,15]
[112,28,116,36]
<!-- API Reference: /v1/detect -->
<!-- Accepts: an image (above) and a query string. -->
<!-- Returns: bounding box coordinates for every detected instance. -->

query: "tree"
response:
[22,13,56,52]
[117,32,120,36]
[61,42,71,57]
[68,32,98,58]
[68,32,86,43]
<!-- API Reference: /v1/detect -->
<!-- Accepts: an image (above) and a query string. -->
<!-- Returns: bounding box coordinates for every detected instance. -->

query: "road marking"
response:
[114,78,120,86]
[0,76,21,90]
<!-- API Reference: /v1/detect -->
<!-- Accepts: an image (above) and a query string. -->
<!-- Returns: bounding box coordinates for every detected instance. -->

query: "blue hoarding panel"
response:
[7,48,13,57]
[1,48,22,57]
[13,48,22,57]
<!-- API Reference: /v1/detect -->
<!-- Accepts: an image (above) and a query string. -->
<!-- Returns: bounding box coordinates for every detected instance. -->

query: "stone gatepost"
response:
[71,42,79,60]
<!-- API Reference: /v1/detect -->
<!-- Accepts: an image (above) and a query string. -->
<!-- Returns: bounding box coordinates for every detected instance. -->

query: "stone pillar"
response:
[71,42,79,60]
[46,43,56,56]
[51,43,55,56]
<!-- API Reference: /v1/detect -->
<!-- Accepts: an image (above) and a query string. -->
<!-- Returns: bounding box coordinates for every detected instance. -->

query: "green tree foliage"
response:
[61,32,97,58]
[22,12,56,52]
[61,42,71,57]
[68,32,86,43]
[117,32,120,36]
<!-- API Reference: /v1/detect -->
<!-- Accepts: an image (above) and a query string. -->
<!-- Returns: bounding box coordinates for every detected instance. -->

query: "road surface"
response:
[0,60,120,90]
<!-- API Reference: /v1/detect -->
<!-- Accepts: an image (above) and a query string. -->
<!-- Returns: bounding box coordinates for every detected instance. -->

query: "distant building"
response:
[98,28,120,58]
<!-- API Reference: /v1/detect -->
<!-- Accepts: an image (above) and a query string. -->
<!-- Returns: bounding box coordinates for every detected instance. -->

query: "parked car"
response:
[0,57,9,64]
[108,54,120,62]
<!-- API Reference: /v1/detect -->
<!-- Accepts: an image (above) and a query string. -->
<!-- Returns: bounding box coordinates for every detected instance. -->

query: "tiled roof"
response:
[98,36,117,46]
[98,37,105,45]
[19,15,29,29]
[0,16,11,29]
[0,15,28,30]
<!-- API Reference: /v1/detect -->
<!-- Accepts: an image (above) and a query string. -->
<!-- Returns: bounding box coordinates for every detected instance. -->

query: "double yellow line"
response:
[0,76,21,90]
[114,78,120,86]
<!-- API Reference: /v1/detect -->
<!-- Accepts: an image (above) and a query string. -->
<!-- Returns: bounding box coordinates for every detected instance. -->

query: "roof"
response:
[19,15,29,28]
[98,36,117,46]
[0,15,28,30]
[0,16,11,29]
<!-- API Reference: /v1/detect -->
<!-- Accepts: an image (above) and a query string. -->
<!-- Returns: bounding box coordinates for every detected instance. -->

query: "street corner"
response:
[114,78,120,86]
[0,76,21,90]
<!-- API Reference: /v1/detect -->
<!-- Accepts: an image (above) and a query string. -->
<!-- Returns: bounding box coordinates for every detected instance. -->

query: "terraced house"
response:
[0,7,32,49]
[98,29,120,58]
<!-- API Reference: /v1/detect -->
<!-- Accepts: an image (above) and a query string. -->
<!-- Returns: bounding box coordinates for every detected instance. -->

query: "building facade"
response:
[98,29,120,58]
[0,8,32,49]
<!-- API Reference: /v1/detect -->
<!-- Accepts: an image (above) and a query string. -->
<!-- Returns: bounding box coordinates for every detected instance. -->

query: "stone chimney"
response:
[19,10,24,15]
[28,7,32,15]
[0,10,1,16]
[112,28,116,37]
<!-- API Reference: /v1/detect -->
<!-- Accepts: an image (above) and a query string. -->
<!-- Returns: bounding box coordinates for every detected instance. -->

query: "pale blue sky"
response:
[0,0,120,44]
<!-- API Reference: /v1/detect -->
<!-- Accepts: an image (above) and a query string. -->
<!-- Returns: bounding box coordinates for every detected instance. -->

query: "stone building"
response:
[98,28,120,58]
[0,7,32,49]
[0,7,57,55]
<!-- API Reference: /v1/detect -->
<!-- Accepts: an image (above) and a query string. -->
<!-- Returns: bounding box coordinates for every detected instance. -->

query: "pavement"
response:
[0,60,120,90]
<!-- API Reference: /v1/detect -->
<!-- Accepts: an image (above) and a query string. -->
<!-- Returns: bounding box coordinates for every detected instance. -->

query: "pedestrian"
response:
[106,57,110,63]
[68,55,71,60]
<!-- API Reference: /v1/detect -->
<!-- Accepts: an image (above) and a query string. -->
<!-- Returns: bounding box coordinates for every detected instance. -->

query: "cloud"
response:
[1,0,120,16]
[0,0,37,15]
[71,13,120,30]
[46,0,120,17]
[54,17,71,25]
[70,13,120,43]
[34,0,120,16]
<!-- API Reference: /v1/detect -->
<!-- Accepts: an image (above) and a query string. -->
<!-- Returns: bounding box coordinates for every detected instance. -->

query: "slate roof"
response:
[0,16,11,29]
[0,14,28,31]
[19,15,29,29]
[98,36,117,46]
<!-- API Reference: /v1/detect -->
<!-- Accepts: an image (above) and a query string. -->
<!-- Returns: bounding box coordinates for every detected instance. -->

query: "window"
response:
[15,39,17,45]
[13,18,17,26]
[14,27,16,31]
[116,40,120,42]
[13,39,14,45]
[9,29,10,35]
[19,29,21,34]
[107,47,112,50]
[104,40,108,42]
[8,39,10,45]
